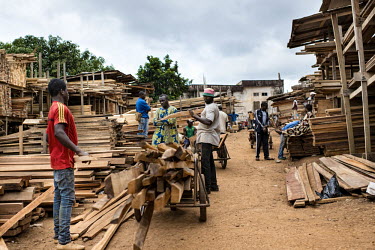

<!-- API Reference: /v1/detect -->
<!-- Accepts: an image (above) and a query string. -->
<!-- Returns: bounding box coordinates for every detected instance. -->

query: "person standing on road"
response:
[254,102,274,161]
[47,79,87,250]
[136,91,151,138]
[189,88,220,194]
[218,105,228,134]
[152,94,178,146]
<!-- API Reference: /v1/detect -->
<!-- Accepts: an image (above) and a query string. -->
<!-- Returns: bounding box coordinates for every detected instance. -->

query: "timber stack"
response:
[286,154,375,208]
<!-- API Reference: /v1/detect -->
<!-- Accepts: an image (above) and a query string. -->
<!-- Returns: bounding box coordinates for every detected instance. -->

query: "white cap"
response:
[310,92,316,95]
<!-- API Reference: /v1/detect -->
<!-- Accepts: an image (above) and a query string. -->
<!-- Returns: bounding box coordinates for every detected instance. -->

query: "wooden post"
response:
[63,62,67,83]
[332,58,337,80]
[219,86,223,106]
[47,92,51,110]
[57,61,60,79]
[93,97,97,115]
[351,0,371,156]
[331,14,355,154]
[92,72,95,85]
[101,71,104,85]
[38,53,42,78]
[30,62,34,78]
[42,131,47,154]
[19,125,23,155]
[39,90,44,117]
[103,97,106,114]
[80,75,84,115]
[31,92,34,115]
[5,117,8,136]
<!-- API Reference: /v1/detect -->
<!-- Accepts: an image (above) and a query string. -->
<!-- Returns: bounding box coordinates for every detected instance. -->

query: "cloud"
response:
[0,0,322,91]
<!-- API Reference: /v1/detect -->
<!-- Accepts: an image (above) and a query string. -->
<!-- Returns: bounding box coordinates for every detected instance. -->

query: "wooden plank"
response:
[170,181,184,203]
[0,187,35,202]
[343,154,375,169]
[286,167,306,201]
[306,163,321,199]
[312,162,352,190]
[0,179,24,191]
[0,203,23,215]
[111,197,133,224]
[154,188,170,212]
[0,186,53,237]
[132,189,147,210]
[320,157,369,189]
[133,202,154,250]
[128,174,146,194]
[298,164,317,204]
[92,196,110,211]
[316,196,358,204]
[0,237,8,250]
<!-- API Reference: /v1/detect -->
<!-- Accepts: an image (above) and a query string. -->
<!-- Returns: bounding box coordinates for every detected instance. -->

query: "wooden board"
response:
[297,164,317,204]
[286,167,306,201]
[0,187,35,202]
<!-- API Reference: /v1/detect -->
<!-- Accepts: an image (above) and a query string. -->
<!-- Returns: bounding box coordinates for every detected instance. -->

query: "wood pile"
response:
[287,133,321,158]
[286,154,375,208]
[0,127,46,155]
[309,113,375,156]
[0,50,36,87]
[69,105,95,116]
[0,84,11,117]
[11,97,32,118]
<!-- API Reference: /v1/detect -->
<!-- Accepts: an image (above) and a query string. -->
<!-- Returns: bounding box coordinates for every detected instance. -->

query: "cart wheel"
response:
[170,206,177,211]
[251,144,254,149]
[134,205,146,222]
[221,159,227,169]
[269,143,273,149]
[218,146,228,169]
[199,174,207,222]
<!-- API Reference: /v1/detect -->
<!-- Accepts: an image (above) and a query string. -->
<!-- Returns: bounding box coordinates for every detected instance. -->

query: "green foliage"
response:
[0,35,114,77]
[137,55,192,100]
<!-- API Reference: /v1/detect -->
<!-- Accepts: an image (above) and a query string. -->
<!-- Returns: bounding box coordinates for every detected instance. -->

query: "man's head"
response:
[261,102,268,111]
[218,105,223,111]
[202,88,214,104]
[232,111,235,114]
[310,92,316,97]
[48,79,68,104]
[139,91,146,99]
[187,119,193,127]
[305,104,313,112]
[159,94,169,109]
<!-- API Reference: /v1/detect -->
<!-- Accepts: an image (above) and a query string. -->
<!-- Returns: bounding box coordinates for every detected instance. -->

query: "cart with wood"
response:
[213,133,231,169]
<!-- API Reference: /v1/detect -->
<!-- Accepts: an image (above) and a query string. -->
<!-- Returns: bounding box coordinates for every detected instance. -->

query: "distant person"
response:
[218,105,228,134]
[183,119,196,148]
[228,111,239,126]
[152,94,178,146]
[275,120,300,161]
[189,88,220,194]
[248,111,255,129]
[47,79,87,250]
[136,91,151,138]
[254,102,274,161]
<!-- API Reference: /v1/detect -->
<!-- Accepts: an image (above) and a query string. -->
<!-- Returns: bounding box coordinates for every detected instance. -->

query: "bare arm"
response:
[189,110,212,126]
[54,123,88,156]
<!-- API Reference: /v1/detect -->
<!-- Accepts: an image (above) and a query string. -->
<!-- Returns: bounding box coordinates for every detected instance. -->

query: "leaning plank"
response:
[286,167,306,201]
[154,188,171,212]
[128,174,146,194]
[91,208,134,250]
[111,196,133,224]
[92,196,110,211]
[306,163,321,199]
[133,202,154,250]
[312,162,352,190]
[343,154,375,170]
[132,189,147,210]
[82,206,118,240]
[0,186,53,237]
[170,181,184,203]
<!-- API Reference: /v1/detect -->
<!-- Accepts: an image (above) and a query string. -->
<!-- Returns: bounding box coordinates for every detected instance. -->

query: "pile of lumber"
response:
[287,133,321,158]
[0,176,52,237]
[286,154,375,208]
[69,105,95,116]
[0,50,36,87]
[0,127,46,155]
[0,84,11,116]
[11,97,32,118]
[309,114,375,156]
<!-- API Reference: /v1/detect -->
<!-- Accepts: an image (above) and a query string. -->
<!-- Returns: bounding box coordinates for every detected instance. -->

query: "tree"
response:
[0,35,114,77]
[137,55,192,100]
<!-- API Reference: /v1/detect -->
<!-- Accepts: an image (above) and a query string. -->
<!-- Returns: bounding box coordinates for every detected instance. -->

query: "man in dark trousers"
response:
[254,102,274,161]
[135,91,151,138]
[46,79,88,250]
[189,88,220,194]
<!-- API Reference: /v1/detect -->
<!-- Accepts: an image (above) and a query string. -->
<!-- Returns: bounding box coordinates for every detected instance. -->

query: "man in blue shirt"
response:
[275,120,300,160]
[135,91,151,138]
[228,111,239,126]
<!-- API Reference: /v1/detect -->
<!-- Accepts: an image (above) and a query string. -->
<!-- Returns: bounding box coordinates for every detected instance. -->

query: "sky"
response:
[0,0,322,92]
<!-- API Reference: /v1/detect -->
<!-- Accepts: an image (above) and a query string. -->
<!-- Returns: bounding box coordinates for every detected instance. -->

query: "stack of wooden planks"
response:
[286,154,375,208]
[0,50,36,87]
[11,97,33,118]
[309,113,375,156]
[0,84,11,117]
[287,133,321,158]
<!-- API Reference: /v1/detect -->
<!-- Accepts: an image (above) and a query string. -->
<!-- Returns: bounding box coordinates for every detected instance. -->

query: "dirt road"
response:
[8,130,375,249]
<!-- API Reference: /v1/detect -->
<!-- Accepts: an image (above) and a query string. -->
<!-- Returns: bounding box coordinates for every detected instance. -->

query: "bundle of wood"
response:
[0,175,53,238]
[0,127,46,155]
[286,154,375,208]
[0,84,11,117]
[287,133,321,158]
[11,97,32,118]
[309,114,375,156]
[0,50,36,87]
[128,141,195,211]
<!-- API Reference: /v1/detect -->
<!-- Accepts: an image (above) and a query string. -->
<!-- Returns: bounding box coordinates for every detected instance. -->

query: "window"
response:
[262,92,268,96]
[253,92,259,96]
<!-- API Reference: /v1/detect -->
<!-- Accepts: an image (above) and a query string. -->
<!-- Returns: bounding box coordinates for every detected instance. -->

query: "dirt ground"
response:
[7,130,375,249]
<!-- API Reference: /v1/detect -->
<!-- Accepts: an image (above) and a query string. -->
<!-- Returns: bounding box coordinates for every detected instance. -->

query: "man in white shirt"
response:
[189,88,220,194]
[218,105,228,134]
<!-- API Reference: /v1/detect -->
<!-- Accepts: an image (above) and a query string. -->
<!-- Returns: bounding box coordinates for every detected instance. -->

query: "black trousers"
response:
[201,143,218,191]
[256,131,269,158]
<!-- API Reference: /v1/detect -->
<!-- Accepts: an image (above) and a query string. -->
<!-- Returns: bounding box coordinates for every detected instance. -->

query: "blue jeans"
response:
[278,134,286,159]
[137,118,149,137]
[53,168,75,245]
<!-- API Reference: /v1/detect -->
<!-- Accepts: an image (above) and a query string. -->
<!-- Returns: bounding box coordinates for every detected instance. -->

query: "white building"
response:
[185,79,284,121]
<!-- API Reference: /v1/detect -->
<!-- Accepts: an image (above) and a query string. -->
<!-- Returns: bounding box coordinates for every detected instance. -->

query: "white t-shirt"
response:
[218,111,228,133]
[197,103,220,146]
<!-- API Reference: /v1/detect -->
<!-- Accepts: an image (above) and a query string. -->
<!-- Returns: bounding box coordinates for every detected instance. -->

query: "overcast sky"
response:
[0,0,322,91]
